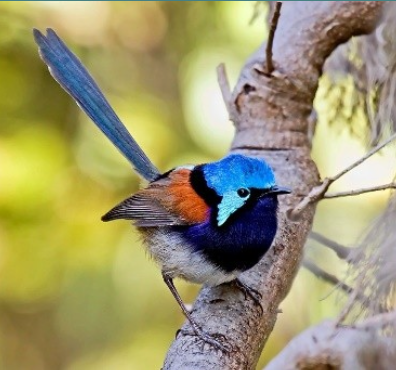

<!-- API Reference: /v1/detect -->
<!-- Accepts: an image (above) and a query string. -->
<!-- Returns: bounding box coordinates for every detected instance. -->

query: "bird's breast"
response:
[179,196,279,273]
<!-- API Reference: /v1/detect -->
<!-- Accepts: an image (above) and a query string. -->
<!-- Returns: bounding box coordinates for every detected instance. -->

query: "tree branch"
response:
[302,259,353,294]
[302,259,374,311]
[289,130,396,221]
[217,63,238,122]
[352,310,396,331]
[330,131,396,183]
[336,273,367,325]
[163,2,384,369]
[309,231,352,260]
[324,182,396,199]
[264,320,396,370]
[265,2,282,75]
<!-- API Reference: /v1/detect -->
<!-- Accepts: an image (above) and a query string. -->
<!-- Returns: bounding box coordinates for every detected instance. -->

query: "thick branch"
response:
[352,310,396,331]
[163,2,383,369]
[264,320,396,370]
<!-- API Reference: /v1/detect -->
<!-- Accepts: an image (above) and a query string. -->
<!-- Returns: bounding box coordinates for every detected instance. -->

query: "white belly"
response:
[140,228,239,286]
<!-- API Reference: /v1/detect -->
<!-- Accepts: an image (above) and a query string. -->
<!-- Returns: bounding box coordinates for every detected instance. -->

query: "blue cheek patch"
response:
[217,192,248,226]
[202,154,277,226]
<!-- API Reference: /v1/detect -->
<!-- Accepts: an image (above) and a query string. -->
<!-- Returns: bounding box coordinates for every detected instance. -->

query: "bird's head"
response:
[191,154,291,227]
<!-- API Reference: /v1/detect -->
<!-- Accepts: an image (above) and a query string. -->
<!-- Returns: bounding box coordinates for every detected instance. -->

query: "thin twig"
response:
[336,273,366,326]
[303,259,353,295]
[288,131,396,221]
[303,259,375,311]
[310,232,352,260]
[302,259,380,318]
[265,2,282,75]
[330,131,396,183]
[324,182,396,199]
[216,63,236,121]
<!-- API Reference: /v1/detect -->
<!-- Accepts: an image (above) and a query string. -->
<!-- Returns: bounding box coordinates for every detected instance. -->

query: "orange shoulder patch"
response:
[167,169,209,224]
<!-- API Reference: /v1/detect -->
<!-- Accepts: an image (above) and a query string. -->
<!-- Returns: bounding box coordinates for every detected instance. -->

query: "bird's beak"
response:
[269,185,292,195]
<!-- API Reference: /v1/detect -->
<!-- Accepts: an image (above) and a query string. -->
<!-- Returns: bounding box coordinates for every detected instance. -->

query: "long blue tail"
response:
[33,28,160,182]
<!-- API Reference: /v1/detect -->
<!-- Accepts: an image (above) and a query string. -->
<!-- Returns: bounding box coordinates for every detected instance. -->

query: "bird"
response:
[33,28,291,351]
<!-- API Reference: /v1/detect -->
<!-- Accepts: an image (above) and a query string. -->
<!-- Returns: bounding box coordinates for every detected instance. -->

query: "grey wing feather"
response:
[101,193,188,227]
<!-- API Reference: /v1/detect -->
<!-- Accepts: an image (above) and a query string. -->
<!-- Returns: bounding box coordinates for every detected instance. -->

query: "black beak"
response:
[269,185,292,195]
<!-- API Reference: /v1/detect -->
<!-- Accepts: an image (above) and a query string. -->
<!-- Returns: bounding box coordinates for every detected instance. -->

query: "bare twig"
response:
[303,259,353,294]
[324,182,396,199]
[288,131,396,221]
[217,63,235,121]
[265,2,282,75]
[310,231,352,260]
[303,259,377,314]
[330,131,396,183]
[336,273,366,325]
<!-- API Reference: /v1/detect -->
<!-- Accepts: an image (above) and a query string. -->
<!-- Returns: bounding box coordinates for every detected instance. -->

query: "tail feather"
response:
[33,28,160,182]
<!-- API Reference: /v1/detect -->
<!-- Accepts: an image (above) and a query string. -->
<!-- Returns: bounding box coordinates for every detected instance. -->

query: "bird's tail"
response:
[33,28,160,182]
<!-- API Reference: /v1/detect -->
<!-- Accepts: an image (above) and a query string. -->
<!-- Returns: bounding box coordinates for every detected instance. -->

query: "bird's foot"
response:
[162,273,232,352]
[234,278,263,314]
[178,326,232,352]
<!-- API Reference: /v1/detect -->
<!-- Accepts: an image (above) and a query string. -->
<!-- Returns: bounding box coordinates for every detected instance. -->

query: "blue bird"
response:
[33,28,291,351]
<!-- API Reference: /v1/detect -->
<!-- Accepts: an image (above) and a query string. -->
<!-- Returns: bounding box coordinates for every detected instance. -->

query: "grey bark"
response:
[265,320,396,370]
[163,2,383,369]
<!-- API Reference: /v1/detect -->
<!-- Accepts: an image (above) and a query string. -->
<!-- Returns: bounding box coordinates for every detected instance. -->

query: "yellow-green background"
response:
[0,2,393,369]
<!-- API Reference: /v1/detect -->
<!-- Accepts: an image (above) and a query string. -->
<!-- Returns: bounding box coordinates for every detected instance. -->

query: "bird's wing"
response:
[102,168,210,227]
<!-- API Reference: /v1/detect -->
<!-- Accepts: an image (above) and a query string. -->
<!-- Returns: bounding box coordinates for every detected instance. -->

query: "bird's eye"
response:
[237,188,250,198]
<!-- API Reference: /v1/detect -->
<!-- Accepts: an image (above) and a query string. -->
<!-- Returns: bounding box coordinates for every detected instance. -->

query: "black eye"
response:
[237,188,250,198]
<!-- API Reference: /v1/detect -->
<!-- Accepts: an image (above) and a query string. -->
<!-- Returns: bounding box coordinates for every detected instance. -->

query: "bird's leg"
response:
[233,278,263,314]
[162,272,231,352]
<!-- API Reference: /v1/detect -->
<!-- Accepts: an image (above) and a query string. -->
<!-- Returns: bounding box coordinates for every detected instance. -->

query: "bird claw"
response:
[234,278,263,314]
[179,327,233,353]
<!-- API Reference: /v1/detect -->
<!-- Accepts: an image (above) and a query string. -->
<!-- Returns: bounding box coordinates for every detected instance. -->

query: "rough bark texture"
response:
[163,2,383,369]
[265,321,396,370]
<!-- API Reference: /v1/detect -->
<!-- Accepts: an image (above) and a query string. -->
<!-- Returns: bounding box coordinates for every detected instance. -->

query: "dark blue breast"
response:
[175,196,278,273]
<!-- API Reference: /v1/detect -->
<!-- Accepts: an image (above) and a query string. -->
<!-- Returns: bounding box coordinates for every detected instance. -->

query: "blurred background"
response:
[0,2,395,369]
